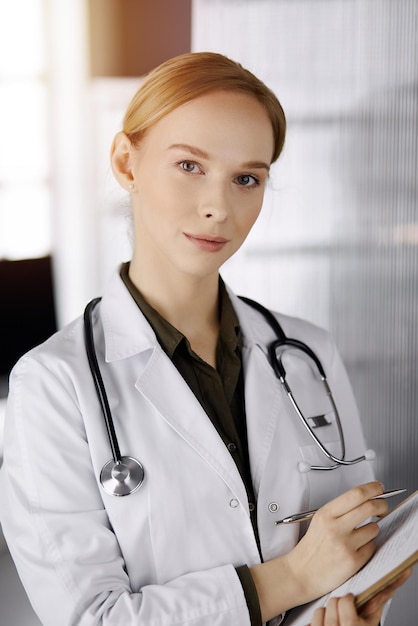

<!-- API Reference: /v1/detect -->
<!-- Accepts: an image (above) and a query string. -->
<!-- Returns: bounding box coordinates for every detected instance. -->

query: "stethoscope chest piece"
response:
[100,456,145,497]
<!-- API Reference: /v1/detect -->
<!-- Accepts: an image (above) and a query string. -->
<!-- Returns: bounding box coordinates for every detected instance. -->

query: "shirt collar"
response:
[119,262,240,359]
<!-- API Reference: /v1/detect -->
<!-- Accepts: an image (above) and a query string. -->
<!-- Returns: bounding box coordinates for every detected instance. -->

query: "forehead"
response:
[141,91,275,163]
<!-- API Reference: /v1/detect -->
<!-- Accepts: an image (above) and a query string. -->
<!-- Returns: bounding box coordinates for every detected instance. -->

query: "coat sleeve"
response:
[0,354,252,626]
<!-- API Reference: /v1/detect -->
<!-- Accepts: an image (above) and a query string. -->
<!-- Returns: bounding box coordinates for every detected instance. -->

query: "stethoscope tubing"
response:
[239,297,368,470]
[84,297,145,496]
[282,375,366,469]
[84,298,122,464]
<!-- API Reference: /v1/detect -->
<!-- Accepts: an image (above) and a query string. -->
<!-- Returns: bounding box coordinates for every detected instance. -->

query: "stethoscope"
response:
[84,298,145,497]
[238,297,375,473]
[84,296,373,497]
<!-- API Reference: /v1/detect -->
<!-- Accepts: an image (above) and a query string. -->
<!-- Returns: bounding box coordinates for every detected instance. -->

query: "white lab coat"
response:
[0,270,374,626]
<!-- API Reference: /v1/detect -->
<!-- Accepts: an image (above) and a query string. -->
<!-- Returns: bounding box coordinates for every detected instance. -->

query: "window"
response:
[0,0,51,260]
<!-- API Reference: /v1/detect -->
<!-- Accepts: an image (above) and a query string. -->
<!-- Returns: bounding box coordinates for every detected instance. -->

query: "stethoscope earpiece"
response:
[297,461,312,473]
[365,449,376,461]
[297,450,376,473]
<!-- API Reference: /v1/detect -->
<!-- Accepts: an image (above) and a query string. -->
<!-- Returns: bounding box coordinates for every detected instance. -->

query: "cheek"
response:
[238,199,263,234]
[136,182,179,225]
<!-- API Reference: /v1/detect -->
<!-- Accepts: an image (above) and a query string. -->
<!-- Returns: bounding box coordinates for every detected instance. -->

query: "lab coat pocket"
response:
[298,435,343,471]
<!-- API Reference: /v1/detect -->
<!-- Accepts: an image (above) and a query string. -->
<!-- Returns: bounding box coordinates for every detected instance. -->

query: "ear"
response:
[110,131,135,191]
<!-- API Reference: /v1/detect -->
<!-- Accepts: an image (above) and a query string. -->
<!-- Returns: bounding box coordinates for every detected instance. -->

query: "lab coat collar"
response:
[226,287,280,349]
[100,268,159,363]
[100,269,278,364]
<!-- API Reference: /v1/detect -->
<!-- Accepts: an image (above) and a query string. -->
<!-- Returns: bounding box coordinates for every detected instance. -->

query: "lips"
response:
[184,233,229,252]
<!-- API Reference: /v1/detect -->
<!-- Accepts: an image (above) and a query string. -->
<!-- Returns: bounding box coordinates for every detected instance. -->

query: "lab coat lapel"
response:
[230,292,283,495]
[242,341,282,494]
[101,271,264,504]
[134,346,248,503]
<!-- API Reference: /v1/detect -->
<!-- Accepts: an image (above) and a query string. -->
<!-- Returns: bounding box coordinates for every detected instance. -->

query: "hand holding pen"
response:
[251,482,397,622]
[275,488,406,525]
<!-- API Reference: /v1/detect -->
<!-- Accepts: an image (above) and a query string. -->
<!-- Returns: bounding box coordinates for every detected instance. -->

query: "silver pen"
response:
[274,488,407,525]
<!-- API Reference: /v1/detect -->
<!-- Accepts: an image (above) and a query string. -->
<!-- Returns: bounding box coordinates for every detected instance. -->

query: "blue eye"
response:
[236,174,260,187]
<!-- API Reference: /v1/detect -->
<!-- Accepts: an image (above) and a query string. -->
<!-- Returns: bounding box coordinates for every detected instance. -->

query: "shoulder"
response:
[226,288,341,374]
[8,266,157,393]
[8,315,87,404]
[228,288,333,345]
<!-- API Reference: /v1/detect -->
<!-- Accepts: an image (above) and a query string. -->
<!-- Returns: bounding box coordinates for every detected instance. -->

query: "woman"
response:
[0,52,410,626]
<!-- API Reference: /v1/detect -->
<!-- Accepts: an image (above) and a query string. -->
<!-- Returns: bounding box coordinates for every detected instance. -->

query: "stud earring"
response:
[128,183,134,190]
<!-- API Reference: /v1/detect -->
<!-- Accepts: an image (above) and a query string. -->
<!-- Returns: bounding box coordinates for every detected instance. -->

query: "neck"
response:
[128,257,221,338]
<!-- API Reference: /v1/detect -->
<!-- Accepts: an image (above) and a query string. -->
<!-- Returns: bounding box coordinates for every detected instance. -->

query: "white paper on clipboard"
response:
[284,491,418,626]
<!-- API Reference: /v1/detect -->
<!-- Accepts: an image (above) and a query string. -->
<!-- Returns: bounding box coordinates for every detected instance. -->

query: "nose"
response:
[199,180,231,222]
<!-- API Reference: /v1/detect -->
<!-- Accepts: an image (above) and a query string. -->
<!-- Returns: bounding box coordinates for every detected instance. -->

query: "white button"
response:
[268,502,279,513]
[229,498,239,508]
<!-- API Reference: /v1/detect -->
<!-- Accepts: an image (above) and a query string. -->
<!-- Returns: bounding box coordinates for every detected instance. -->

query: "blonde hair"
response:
[121,52,286,163]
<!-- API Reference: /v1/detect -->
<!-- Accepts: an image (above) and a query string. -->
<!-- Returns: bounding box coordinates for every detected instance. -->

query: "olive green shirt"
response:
[120,262,261,626]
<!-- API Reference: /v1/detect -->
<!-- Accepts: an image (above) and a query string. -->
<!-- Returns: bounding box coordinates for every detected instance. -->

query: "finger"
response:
[387,567,413,589]
[337,595,363,624]
[310,606,326,626]
[343,497,389,530]
[315,490,388,538]
[352,537,377,569]
[323,597,339,625]
[359,568,414,618]
[319,482,384,519]
[351,519,380,550]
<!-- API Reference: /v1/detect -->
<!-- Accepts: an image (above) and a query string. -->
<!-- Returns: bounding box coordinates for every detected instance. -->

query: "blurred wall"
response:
[192,1,418,624]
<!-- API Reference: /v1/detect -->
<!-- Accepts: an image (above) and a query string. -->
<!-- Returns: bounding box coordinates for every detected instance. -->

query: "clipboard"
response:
[353,490,418,608]
[284,490,418,625]
[355,549,418,608]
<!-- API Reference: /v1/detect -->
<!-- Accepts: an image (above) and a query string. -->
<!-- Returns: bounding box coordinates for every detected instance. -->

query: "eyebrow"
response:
[168,143,270,171]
